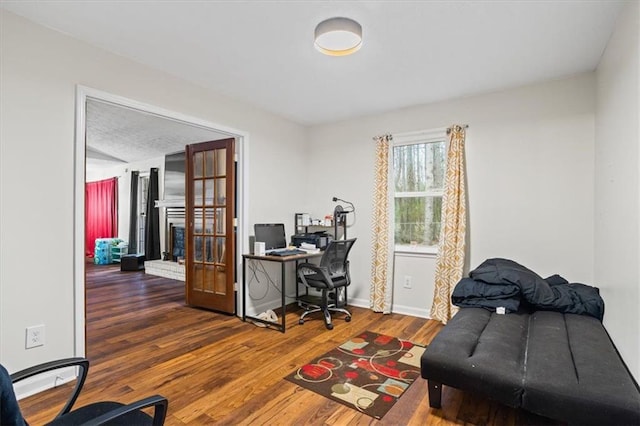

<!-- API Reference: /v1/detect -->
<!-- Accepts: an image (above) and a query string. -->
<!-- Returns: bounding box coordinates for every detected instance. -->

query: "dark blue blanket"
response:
[452,258,605,320]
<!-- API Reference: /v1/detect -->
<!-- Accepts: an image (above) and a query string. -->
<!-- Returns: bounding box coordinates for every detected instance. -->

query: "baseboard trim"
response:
[348,297,432,319]
[14,367,76,400]
[244,297,433,321]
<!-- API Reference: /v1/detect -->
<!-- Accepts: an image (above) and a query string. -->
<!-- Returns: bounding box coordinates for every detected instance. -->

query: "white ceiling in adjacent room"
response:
[85,99,228,169]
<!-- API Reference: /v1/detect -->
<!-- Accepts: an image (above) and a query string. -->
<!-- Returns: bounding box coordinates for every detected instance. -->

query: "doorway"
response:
[74,86,249,357]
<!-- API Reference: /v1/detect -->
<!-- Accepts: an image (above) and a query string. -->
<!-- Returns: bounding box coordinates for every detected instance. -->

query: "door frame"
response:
[73,85,250,358]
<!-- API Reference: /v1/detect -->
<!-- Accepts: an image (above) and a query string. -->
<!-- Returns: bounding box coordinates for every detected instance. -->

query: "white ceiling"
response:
[2,0,625,127]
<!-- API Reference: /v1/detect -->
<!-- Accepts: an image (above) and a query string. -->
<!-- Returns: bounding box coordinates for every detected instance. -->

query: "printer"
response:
[291,232,331,250]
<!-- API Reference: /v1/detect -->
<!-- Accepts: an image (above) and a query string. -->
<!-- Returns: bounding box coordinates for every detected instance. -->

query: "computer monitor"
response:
[254,223,287,251]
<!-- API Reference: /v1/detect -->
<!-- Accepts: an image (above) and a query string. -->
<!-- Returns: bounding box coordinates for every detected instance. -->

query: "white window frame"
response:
[392,128,448,256]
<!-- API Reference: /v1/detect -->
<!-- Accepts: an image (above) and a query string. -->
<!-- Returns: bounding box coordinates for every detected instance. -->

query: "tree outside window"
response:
[393,136,446,251]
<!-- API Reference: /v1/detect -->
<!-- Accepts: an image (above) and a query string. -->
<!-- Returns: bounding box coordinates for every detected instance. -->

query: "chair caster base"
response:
[345,316,351,322]
[326,323,334,330]
[299,319,304,325]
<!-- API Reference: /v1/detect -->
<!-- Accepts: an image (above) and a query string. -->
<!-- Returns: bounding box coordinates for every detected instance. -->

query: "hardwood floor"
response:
[18,263,558,425]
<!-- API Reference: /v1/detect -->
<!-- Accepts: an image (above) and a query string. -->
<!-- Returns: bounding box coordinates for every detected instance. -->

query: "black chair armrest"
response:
[297,263,334,289]
[11,357,89,417]
[80,395,168,426]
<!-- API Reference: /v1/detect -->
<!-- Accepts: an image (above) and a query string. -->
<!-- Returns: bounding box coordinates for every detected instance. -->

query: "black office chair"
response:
[8,357,168,425]
[297,238,357,330]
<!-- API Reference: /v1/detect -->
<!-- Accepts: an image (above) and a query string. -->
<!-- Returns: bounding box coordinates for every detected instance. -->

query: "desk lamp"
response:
[332,196,355,239]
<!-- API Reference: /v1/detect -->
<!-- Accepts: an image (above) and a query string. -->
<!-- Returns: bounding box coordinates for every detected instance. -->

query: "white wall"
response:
[307,74,596,319]
[0,10,308,372]
[595,0,640,380]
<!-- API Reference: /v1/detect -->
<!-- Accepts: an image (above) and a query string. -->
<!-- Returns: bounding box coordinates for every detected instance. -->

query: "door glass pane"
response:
[205,150,215,177]
[193,264,204,291]
[194,211,203,234]
[215,178,226,205]
[215,265,226,294]
[194,236,203,262]
[203,208,215,235]
[215,208,226,234]
[204,265,215,293]
[204,178,215,206]
[215,149,226,176]
[203,236,213,262]
[194,152,204,178]
[215,237,226,263]
[193,180,203,206]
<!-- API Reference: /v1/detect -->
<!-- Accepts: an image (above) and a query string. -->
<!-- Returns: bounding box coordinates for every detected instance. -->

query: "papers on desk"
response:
[297,242,321,254]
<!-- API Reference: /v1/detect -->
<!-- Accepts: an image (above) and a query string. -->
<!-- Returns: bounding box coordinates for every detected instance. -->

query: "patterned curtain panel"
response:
[430,125,467,324]
[370,134,394,313]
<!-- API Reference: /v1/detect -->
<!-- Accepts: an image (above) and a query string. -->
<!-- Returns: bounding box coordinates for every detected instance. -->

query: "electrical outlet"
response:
[26,325,45,349]
[403,275,412,289]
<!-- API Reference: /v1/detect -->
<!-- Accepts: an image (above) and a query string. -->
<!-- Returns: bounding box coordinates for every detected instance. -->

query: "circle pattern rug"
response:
[285,331,426,419]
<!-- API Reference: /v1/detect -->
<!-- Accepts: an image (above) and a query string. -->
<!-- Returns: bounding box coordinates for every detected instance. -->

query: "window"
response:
[393,131,446,253]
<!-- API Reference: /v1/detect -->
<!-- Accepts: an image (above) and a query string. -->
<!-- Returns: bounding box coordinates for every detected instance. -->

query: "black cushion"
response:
[523,311,640,425]
[46,402,154,426]
[421,308,527,407]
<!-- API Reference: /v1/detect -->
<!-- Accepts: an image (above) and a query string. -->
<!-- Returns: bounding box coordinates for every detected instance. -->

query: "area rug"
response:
[285,330,426,419]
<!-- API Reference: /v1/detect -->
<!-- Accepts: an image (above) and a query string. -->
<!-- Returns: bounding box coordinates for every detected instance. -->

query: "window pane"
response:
[425,196,442,246]
[394,196,442,246]
[427,142,446,190]
[393,142,445,192]
[394,144,426,192]
[395,197,425,244]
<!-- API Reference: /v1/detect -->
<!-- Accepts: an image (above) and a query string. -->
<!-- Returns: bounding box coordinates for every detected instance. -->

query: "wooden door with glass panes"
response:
[185,138,235,313]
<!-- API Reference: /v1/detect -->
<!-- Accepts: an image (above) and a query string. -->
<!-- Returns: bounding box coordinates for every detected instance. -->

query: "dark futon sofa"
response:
[421,259,640,425]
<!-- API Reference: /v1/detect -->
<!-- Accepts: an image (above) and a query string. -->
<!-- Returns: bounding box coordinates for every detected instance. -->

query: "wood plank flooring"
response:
[18,263,559,425]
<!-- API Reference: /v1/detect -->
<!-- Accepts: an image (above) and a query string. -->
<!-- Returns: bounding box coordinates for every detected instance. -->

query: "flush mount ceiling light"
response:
[314,17,362,56]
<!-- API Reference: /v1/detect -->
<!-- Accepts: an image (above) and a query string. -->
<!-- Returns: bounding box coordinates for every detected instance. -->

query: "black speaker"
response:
[249,235,255,254]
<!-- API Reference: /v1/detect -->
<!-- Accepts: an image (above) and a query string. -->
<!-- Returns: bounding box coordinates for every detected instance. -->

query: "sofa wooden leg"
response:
[428,381,442,408]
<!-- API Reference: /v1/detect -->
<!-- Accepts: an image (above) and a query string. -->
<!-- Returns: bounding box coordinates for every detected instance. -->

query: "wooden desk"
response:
[242,251,322,332]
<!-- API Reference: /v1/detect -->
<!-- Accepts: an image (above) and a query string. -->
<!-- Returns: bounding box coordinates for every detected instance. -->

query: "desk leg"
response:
[294,259,303,301]
[242,258,247,322]
[281,261,286,333]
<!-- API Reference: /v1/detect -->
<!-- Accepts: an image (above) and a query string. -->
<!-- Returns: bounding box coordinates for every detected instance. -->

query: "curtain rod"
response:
[376,124,470,142]
[446,124,469,135]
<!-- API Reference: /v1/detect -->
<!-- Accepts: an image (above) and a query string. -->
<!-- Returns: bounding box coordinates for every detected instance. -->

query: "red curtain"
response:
[86,177,118,256]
